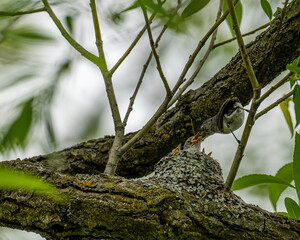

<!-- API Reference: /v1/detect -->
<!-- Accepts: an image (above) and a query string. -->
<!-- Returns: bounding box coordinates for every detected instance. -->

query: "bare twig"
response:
[123,1,182,127]
[257,71,293,103]
[89,1,125,176]
[90,0,107,65]
[171,0,240,96]
[168,0,224,108]
[123,25,168,127]
[109,14,157,75]
[224,0,261,192]
[0,8,46,16]
[139,0,171,96]
[42,0,98,64]
[119,95,171,155]
[213,23,270,49]
[255,90,294,120]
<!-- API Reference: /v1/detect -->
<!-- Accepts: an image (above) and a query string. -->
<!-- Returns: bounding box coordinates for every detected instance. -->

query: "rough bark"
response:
[1,150,299,239]
[0,1,300,239]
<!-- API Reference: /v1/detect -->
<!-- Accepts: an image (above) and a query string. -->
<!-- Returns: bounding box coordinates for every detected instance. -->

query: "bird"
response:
[198,97,247,143]
[183,132,202,151]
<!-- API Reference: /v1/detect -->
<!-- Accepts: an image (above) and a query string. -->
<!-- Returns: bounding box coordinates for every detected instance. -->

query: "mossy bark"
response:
[0,1,300,239]
[1,150,299,239]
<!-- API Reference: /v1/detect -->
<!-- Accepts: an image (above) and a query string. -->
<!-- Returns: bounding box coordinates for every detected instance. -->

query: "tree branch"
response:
[223,0,262,192]
[168,0,225,108]
[171,0,240,96]
[41,0,99,64]
[1,150,299,239]
[90,0,107,68]
[139,0,171,96]
[0,8,46,16]
[123,0,182,127]
[109,12,158,75]
[213,22,270,49]
[255,89,294,120]
[257,71,293,103]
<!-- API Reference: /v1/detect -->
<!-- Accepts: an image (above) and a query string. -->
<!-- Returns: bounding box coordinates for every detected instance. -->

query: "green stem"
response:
[0,8,46,16]
[42,0,98,64]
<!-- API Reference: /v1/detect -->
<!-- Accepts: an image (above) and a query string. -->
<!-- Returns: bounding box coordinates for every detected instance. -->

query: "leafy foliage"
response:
[269,163,294,211]
[0,166,60,198]
[260,0,273,20]
[223,0,243,37]
[181,0,210,18]
[285,197,300,219]
[0,98,34,152]
[232,174,294,191]
[280,97,294,137]
[293,132,300,202]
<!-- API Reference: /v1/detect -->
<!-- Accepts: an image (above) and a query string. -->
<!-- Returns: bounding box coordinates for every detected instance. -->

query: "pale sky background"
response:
[0,0,298,239]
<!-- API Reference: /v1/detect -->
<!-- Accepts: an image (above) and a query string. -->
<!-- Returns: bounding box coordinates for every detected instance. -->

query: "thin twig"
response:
[171,0,240,96]
[119,95,171,155]
[257,71,293,103]
[168,0,224,108]
[123,1,182,127]
[41,0,99,64]
[255,90,294,120]
[90,0,107,65]
[139,0,171,96]
[0,8,46,16]
[109,14,157,75]
[224,0,261,192]
[213,23,270,49]
[123,26,168,126]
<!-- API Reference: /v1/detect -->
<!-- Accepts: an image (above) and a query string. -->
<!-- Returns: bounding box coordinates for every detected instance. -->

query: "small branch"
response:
[139,0,171,96]
[255,90,294,120]
[109,14,156,75]
[41,0,99,64]
[168,0,224,108]
[224,0,261,192]
[213,23,270,49]
[257,71,293,103]
[123,27,168,127]
[123,1,182,127]
[225,0,259,89]
[171,0,240,96]
[90,0,107,67]
[119,95,171,155]
[0,8,46,16]
[224,89,261,192]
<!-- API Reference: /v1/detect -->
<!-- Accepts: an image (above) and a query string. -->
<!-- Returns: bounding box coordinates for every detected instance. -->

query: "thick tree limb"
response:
[1,150,299,239]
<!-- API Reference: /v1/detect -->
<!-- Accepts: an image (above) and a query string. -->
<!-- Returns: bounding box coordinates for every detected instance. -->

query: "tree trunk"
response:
[0,1,300,239]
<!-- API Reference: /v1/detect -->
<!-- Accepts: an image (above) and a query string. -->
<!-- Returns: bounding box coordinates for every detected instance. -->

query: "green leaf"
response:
[285,197,300,219]
[269,163,294,211]
[232,174,295,191]
[0,98,34,151]
[0,166,60,198]
[294,132,300,202]
[279,97,294,137]
[182,0,210,18]
[65,15,74,34]
[9,26,54,42]
[287,56,300,75]
[223,1,243,37]
[260,0,273,20]
[121,0,140,13]
[293,85,300,128]
[277,212,289,217]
